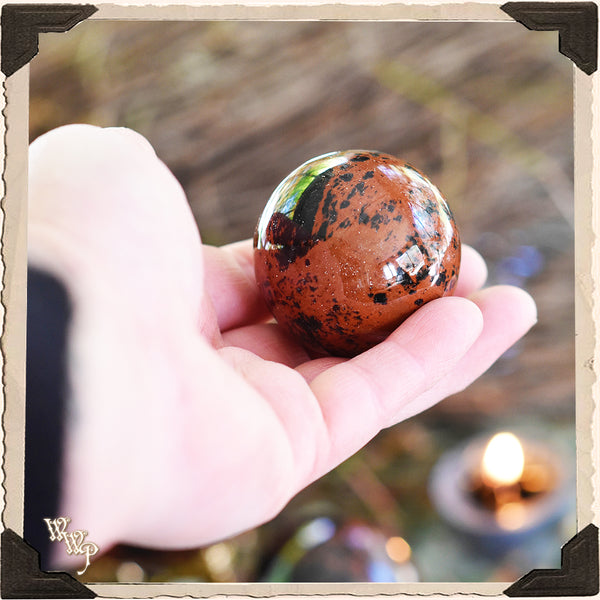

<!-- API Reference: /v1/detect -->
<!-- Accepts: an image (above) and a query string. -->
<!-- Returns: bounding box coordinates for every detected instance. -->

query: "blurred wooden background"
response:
[30,20,575,583]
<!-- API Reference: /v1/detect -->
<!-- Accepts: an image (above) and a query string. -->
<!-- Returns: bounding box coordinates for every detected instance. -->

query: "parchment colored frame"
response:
[0,1,598,598]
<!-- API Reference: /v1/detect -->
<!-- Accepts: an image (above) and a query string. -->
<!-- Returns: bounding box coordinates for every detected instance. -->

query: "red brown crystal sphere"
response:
[253,150,461,357]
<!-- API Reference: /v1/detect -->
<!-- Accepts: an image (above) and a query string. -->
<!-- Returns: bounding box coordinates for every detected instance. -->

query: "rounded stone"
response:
[253,150,461,357]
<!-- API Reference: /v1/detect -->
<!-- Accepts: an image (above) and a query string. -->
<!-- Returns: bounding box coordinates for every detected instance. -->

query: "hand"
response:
[28,125,536,561]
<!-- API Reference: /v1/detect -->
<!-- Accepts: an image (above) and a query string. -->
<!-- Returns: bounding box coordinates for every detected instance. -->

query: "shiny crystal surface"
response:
[254,150,461,356]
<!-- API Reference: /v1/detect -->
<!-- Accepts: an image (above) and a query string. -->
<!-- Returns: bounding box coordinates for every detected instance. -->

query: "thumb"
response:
[28,124,204,318]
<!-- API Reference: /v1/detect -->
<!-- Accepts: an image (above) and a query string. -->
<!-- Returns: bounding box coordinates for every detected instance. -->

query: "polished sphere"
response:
[254,150,461,357]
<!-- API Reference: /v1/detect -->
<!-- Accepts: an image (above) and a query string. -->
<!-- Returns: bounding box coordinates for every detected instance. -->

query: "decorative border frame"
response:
[0,2,598,598]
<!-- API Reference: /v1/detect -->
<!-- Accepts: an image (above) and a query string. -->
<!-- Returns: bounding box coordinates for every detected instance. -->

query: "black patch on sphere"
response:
[295,314,323,332]
[358,206,370,225]
[293,168,335,233]
[370,213,384,231]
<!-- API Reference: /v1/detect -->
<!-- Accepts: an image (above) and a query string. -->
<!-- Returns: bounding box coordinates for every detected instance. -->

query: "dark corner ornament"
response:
[1,529,96,599]
[504,523,599,597]
[501,2,598,75]
[1,3,98,78]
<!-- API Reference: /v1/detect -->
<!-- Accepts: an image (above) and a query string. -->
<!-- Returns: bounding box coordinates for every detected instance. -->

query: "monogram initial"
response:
[44,518,99,575]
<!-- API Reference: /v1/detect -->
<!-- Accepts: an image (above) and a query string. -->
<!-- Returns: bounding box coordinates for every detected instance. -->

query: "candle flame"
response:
[481,432,525,486]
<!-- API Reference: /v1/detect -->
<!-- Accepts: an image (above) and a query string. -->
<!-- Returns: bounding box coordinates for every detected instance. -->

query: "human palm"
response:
[28,125,536,560]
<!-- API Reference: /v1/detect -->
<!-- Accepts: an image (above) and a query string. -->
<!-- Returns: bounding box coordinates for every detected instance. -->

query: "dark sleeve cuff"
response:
[24,266,72,571]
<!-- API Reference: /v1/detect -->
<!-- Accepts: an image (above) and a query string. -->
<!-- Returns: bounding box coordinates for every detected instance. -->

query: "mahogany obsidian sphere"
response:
[253,150,461,357]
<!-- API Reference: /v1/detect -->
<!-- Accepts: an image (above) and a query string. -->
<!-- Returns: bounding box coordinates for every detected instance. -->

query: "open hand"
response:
[28,125,536,560]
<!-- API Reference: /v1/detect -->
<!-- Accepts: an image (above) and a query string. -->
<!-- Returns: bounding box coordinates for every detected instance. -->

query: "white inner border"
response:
[1,1,597,597]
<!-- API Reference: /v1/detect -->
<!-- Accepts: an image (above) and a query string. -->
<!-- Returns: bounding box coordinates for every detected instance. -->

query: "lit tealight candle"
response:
[469,432,556,531]
[476,432,529,530]
[428,430,573,556]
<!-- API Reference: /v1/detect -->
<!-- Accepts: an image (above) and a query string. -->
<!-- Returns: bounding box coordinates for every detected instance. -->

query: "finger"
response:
[224,297,482,495]
[454,244,488,298]
[296,356,347,383]
[222,239,255,277]
[198,294,224,348]
[392,285,537,422]
[307,296,483,480]
[222,322,311,367]
[203,241,271,332]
